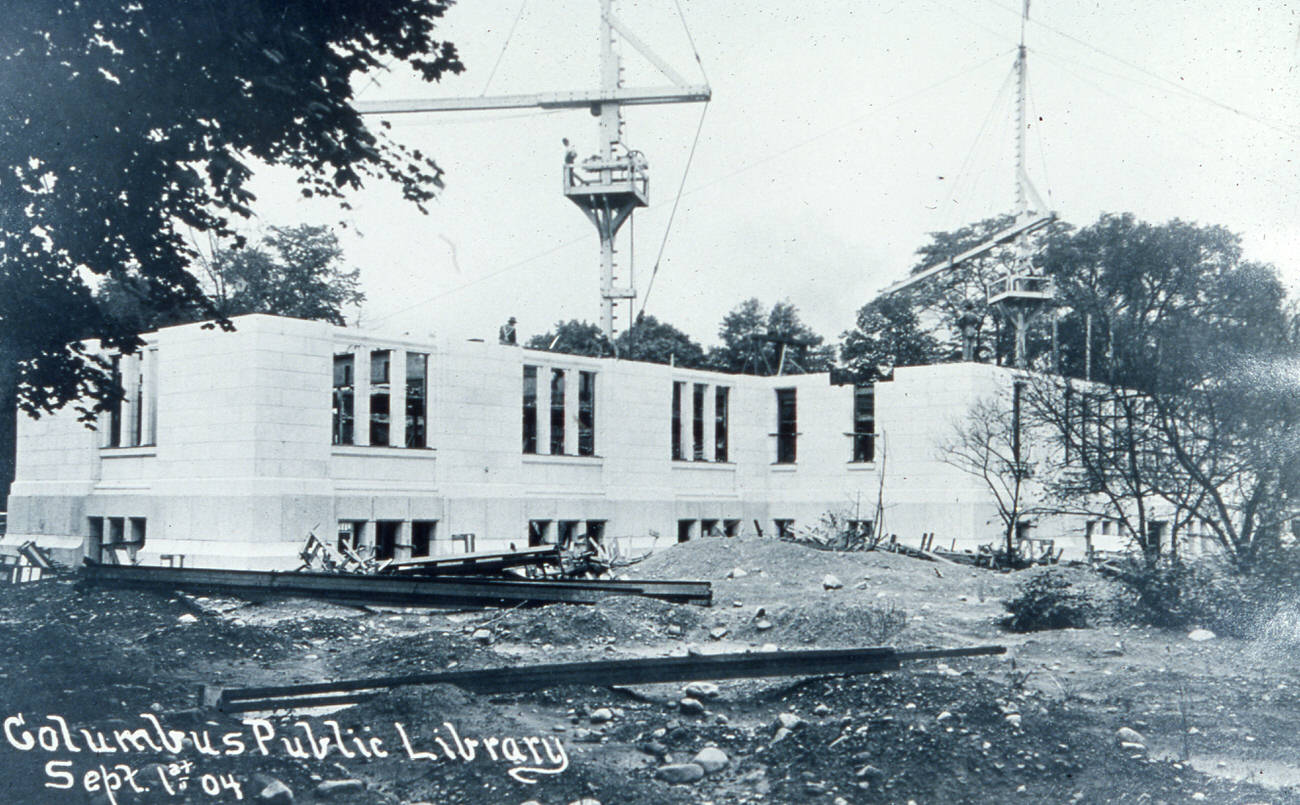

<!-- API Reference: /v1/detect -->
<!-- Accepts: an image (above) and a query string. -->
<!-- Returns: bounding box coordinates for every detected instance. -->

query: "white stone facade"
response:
[6,314,1119,569]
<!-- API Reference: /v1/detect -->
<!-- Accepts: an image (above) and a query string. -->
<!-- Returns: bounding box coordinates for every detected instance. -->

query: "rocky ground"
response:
[1,537,1298,804]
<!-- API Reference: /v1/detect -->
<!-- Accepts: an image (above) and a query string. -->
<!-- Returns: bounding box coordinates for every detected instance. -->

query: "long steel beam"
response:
[210,645,1006,712]
[354,85,711,116]
[80,561,711,607]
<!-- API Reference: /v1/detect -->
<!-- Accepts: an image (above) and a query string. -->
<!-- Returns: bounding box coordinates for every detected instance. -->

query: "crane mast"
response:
[354,1,709,343]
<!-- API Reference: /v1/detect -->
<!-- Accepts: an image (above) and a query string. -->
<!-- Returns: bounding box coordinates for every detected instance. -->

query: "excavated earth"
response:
[1,537,1299,804]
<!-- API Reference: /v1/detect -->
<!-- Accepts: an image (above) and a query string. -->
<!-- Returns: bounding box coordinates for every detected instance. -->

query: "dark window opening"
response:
[333,354,355,446]
[701,518,720,537]
[585,520,606,546]
[852,384,875,463]
[848,519,874,539]
[677,519,696,543]
[406,352,428,448]
[692,383,707,460]
[714,387,730,463]
[374,521,400,561]
[108,356,123,447]
[557,520,580,550]
[528,519,552,547]
[723,519,741,537]
[550,368,566,455]
[412,521,436,558]
[128,517,146,546]
[88,518,104,562]
[579,371,596,456]
[337,521,365,555]
[522,366,538,454]
[671,382,685,460]
[131,364,145,447]
[774,519,795,539]
[776,388,797,464]
[370,350,391,446]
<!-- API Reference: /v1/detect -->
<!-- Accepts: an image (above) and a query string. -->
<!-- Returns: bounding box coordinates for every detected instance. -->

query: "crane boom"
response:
[880,212,1055,297]
[354,85,710,116]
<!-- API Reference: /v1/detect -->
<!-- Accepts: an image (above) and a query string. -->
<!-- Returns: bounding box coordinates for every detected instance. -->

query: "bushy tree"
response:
[0,1,463,420]
[616,314,706,367]
[708,298,833,375]
[525,320,607,357]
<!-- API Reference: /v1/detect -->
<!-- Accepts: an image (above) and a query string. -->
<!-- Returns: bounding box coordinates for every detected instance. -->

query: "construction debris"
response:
[1,541,55,584]
[80,558,712,608]
[202,644,1007,713]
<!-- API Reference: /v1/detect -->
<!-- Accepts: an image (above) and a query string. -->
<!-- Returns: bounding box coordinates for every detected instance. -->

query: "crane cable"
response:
[481,0,529,95]
[635,0,710,323]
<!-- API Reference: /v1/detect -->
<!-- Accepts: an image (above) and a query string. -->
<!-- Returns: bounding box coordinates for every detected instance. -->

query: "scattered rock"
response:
[666,624,683,636]
[315,780,363,798]
[775,712,802,730]
[822,574,843,590]
[177,613,198,625]
[639,740,669,758]
[589,707,614,724]
[693,746,730,774]
[728,567,748,579]
[679,697,705,715]
[568,799,602,805]
[657,763,705,784]
[760,642,780,652]
[856,764,885,782]
[1115,726,1145,746]
[755,618,773,631]
[684,681,720,699]
[709,626,729,640]
[771,726,792,744]
[471,628,492,643]
[813,703,832,716]
[1188,628,1215,642]
[1005,714,1022,728]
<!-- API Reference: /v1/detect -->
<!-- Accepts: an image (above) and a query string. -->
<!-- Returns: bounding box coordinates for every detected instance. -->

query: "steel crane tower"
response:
[354,1,710,342]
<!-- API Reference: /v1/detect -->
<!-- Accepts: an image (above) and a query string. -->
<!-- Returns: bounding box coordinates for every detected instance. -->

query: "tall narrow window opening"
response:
[374,521,400,561]
[578,370,596,456]
[370,350,391,446]
[714,386,730,462]
[332,354,355,445]
[522,365,538,454]
[108,356,123,447]
[692,383,707,460]
[775,388,797,464]
[131,360,145,447]
[852,383,875,463]
[412,521,436,558]
[671,382,685,460]
[405,352,428,448]
[549,368,566,454]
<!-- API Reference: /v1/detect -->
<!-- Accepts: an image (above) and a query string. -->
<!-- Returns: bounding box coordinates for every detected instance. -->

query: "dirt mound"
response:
[633,535,917,582]
[494,596,703,646]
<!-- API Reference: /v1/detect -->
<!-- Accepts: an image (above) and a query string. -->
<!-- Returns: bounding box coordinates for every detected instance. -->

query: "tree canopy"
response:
[707,298,834,375]
[1,1,462,419]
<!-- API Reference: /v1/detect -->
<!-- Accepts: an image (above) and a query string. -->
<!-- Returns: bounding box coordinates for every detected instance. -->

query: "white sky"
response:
[245,0,1300,347]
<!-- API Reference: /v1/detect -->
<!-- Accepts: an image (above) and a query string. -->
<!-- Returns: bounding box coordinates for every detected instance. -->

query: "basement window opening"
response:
[557,520,581,550]
[108,356,123,448]
[411,521,436,558]
[528,519,553,547]
[774,519,795,539]
[374,521,400,562]
[723,519,741,537]
[701,519,721,537]
[337,520,365,555]
[677,519,697,543]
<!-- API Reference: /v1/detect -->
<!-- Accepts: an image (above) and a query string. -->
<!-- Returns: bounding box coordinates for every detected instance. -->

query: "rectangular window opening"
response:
[774,519,795,539]
[557,520,581,550]
[374,521,400,562]
[852,383,875,463]
[723,519,741,537]
[411,521,436,558]
[528,519,553,547]
[522,366,538,454]
[370,349,392,446]
[337,521,365,555]
[333,354,355,446]
[549,368,566,455]
[451,533,476,554]
[714,387,730,463]
[406,352,428,448]
[578,370,596,457]
[671,382,685,461]
[701,518,720,537]
[677,519,696,543]
[108,356,123,448]
[585,520,606,546]
[692,383,707,460]
[776,388,797,464]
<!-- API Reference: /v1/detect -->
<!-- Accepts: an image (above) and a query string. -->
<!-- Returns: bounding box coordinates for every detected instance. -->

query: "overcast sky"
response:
[246,0,1300,347]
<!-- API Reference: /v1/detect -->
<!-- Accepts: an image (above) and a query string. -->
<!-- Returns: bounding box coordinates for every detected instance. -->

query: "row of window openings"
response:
[774,385,877,465]
[336,520,465,561]
[672,383,730,462]
[528,519,605,549]
[105,352,158,448]
[522,367,596,456]
[87,516,146,562]
[333,350,428,448]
